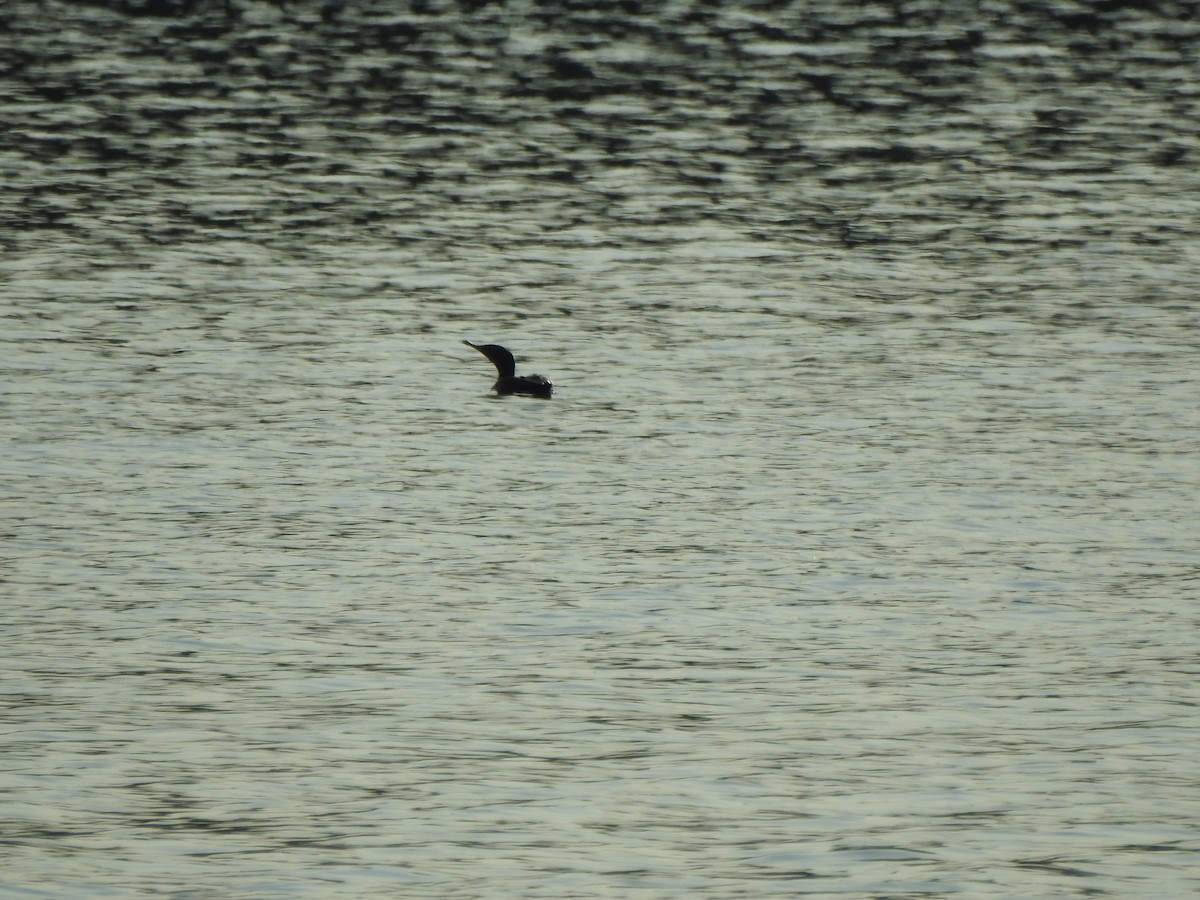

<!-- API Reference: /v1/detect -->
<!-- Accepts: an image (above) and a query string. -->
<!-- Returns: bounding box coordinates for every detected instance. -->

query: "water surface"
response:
[3,1,1199,896]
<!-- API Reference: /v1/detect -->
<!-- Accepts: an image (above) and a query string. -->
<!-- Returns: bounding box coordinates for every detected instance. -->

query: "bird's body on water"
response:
[463,341,554,399]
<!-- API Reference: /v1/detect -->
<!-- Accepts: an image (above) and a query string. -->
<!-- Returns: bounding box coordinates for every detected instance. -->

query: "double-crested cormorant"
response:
[463,341,554,399]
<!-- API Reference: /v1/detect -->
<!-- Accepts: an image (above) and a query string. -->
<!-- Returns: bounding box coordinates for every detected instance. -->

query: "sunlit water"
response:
[3,2,1199,897]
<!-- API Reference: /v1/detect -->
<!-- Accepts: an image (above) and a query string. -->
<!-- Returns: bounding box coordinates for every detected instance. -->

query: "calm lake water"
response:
[3,1,1199,897]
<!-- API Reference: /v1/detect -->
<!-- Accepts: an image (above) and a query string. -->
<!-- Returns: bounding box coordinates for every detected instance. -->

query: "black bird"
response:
[463,341,554,399]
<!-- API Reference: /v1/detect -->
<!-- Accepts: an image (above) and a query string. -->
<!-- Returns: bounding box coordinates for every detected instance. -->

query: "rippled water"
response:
[4,1,1199,897]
